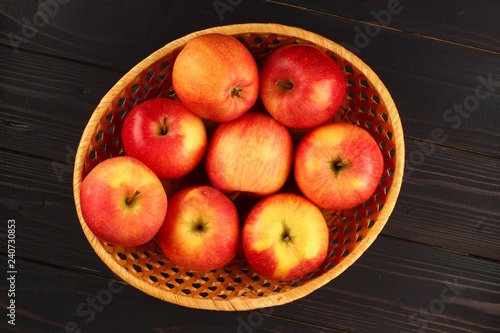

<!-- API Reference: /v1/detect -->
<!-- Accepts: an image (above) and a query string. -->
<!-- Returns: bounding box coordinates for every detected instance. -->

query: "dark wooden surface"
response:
[1,1,499,332]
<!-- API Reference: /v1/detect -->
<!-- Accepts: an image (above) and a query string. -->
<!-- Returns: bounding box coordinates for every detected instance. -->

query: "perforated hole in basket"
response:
[79,31,399,303]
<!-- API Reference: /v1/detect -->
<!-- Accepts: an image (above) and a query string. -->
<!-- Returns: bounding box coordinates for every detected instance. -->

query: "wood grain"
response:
[1,237,498,332]
[268,0,500,53]
[389,138,500,261]
[282,236,500,333]
[0,0,499,331]
[1,136,499,277]
[0,258,342,333]
[2,1,499,161]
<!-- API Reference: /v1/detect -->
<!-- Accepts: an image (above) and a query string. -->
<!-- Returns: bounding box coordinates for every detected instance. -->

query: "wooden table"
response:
[1,1,499,332]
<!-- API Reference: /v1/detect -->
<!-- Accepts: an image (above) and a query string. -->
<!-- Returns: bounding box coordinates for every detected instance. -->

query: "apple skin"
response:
[121,98,207,180]
[294,122,384,211]
[242,193,329,281]
[80,156,168,247]
[172,33,259,122]
[259,44,346,129]
[206,112,293,197]
[156,185,240,272]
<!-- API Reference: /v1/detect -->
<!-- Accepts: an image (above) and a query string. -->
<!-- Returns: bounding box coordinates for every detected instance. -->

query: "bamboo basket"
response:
[73,23,404,311]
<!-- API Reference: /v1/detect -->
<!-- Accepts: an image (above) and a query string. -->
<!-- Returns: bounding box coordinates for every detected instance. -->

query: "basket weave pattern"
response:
[73,24,404,311]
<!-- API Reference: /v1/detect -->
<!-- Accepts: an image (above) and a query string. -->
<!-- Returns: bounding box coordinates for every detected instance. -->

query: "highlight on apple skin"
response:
[206,112,294,197]
[156,185,240,272]
[259,43,346,129]
[79,156,168,247]
[294,122,384,211]
[121,98,208,180]
[242,193,330,281]
[172,33,260,122]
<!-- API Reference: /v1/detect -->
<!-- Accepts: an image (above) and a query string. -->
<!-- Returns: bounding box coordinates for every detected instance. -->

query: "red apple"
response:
[121,98,207,180]
[206,112,293,197]
[259,44,346,129]
[242,193,329,281]
[172,33,259,122]
[156,185,240,272]
[294,122,384,211]
[80,156,168,247]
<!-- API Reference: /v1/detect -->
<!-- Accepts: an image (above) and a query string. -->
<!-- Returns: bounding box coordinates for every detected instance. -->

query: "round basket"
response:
[73,23,404,311]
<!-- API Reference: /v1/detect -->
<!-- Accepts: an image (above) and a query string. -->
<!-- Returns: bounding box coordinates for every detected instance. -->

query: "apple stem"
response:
[231,86,242,98]
[160,115,169,136]
[281,226,293,244]
[276,79,294,91]
[125,190,141,205]
[331,158,349,177]
[191,218,208,235]
[228,191,240,202]
[336,161,348,168]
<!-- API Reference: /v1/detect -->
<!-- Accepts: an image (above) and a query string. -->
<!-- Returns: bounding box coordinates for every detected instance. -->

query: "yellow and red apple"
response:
[259,44,346,129]
[80,156,168,247]
[156,185,240,272]
[242,193,329,281]
[121,98,207,180]
[206,112,293,197]
[294,122,384,211]
[172,33,259,122]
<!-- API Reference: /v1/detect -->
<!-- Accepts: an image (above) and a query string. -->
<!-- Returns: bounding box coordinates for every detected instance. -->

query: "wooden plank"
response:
[0,258,342,333]
[1,45,498,167]
[269,0,500,53]
[283,236,500,332]
[1,2,498,332]
[1,2,499,163]
[0,149,110,274]
[388,138,500,261]
[0,0,221,71]
[1,236,499,332]
[1,135,499,274]
[374,64,500,158]
[0,46,123,163]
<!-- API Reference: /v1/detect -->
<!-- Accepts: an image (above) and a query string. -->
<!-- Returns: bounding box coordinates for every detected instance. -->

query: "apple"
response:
[121,98,207,180]
[156,185,240,272]
[259,43,346,129]
[242,193,329,281]
[80,156,168,247]
[294,121,384,211]
[172,33,259,122]
[206,112,293,197]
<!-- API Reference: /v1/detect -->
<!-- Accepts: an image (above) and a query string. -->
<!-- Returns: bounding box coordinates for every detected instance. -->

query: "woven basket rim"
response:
[73,23,405,311]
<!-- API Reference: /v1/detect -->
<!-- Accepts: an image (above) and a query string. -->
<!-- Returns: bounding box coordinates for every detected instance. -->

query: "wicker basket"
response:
[73,23,404,311]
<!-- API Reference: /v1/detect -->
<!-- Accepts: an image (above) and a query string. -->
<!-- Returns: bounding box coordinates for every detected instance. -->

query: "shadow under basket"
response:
[73,23,405,311]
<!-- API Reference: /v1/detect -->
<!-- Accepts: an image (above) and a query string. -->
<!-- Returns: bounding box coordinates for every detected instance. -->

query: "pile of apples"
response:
[80,33,384,282]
